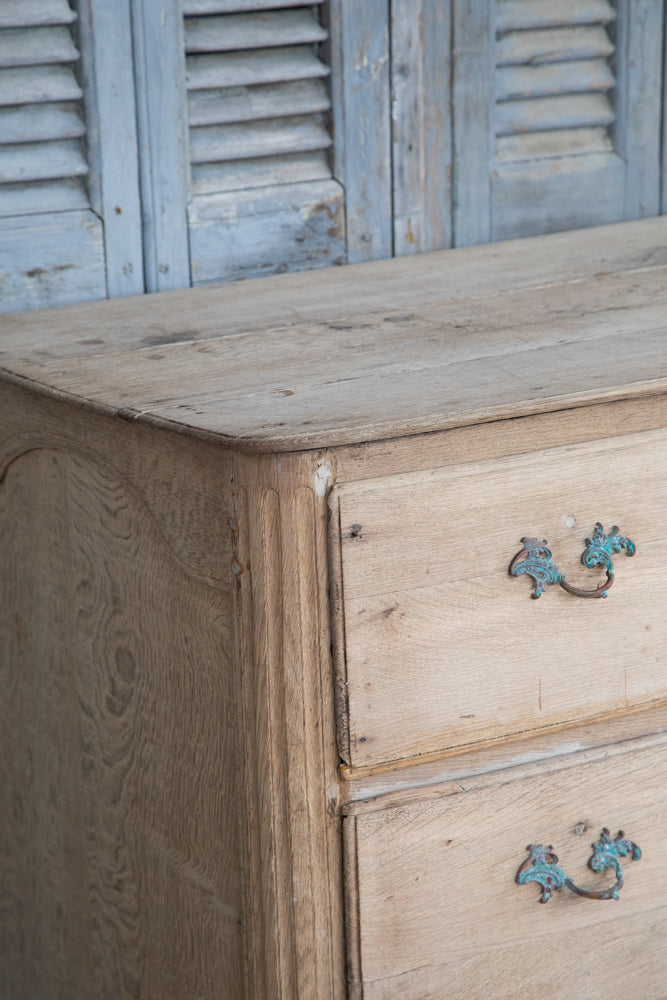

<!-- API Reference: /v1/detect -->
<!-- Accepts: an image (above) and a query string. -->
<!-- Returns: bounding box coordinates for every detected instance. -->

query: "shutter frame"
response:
[0,0,144,313]
[130,0,349,287]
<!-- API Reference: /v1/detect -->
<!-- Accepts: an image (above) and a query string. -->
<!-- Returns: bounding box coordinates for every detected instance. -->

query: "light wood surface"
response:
[333,427,667,766]
[340,703,667,809]
[230,457,345,1000]
[0,385,345,999]
[347,736,667,999]
[0,437,243,998]
[3,222,667,999]
[2,218,667,449]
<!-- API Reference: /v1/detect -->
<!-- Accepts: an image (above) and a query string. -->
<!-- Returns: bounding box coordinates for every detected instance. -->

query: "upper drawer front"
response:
[331,427,667,767]
[345,736,667,1000]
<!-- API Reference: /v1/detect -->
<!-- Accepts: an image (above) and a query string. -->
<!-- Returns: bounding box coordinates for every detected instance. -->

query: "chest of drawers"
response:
[2,219,667,999]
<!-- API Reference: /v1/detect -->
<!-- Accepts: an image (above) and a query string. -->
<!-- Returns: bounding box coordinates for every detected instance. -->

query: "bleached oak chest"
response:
[2,219,667,999]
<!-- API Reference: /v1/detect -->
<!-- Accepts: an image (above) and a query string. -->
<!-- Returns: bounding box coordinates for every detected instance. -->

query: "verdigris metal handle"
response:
[509,522,635,599]
[516,828,641,903]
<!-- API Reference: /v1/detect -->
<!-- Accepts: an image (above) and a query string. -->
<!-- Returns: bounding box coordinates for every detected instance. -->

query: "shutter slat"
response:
[0,0,76,29]
[0,140,88,183]
[496,126,613,162]
[496,1,615,33]
[186,47,329,89]
[496,93,615,135]
[0,65,82,105]
[191,150,331,194]
[188,79,329,126]
[0,102,84,144]
[0,25,78,68]
[0,177,87,217]
[497,27,614,66]
[189,116,331,163]
[184,0,324,11]
[185,11,327,52]
[497,59,614,101]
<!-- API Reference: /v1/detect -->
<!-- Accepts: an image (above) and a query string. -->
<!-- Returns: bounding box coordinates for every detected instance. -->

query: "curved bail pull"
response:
[516,828,641,904]
[509,523,635,599]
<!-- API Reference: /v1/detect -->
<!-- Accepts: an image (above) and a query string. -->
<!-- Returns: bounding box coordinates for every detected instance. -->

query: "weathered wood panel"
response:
[0,24,78,67]
[0,139,87,183]
[0,63,81,104]
[491,152,627,239]
[231,460,345,998]
[333,428,667,765]
[184,0,325,10]
[0,102,84,144]
[130,0,190,292]
[390,0,452,254]
[347,738,667,998]
[0,442,243,998]
[452,0,493,245]
[454,0,663,244]
[0,210,106,314]
[0,2,144,308]
[3,217,665,361]
[340,704,667,807]
[188,179,345,284]
[0,381,346,1000]
[329,0,391,262]
[77,0,144,298]
[7,252,667,448]
[613,0,664,218]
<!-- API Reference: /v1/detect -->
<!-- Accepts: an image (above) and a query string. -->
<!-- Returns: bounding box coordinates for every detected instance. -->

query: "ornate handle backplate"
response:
[516,828,641,903]
[509,522,635,599]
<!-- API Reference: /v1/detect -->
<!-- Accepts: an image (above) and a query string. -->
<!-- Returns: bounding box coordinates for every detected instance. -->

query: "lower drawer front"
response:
[345,738,667,1000]
[333,427,667,767]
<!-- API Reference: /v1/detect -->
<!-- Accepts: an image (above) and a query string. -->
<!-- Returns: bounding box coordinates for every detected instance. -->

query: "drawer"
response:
[344,732,667,1000]
[331,428,667,766]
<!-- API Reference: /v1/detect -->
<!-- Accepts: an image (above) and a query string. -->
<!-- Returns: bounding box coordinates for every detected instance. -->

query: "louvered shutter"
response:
[452,0,664,246]
[185,0,345,283]
[0,0,143,314]
[131,0,346,290]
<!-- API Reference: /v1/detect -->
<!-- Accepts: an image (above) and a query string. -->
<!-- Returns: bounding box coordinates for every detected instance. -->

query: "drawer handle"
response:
[516,828,641,904]
[509,522,635,599]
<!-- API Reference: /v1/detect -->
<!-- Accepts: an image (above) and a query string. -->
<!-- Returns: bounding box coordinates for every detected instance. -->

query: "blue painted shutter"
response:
[185,0,346,283]
[453,0,664,246]
[132,0,346,289]
[0,0,144,313]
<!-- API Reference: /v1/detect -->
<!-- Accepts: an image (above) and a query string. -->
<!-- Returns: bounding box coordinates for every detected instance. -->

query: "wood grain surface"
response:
[230,454,345,999]
[333,427,667,766]
[347,736,667,999]
[3,219,667,999]
[340,704,667,809]
[0,384,346,999]
[0,445,243,999]
[2,218,667,450]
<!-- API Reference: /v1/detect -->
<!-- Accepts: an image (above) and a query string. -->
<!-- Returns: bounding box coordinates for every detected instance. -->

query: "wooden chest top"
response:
[2,218,667,452]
